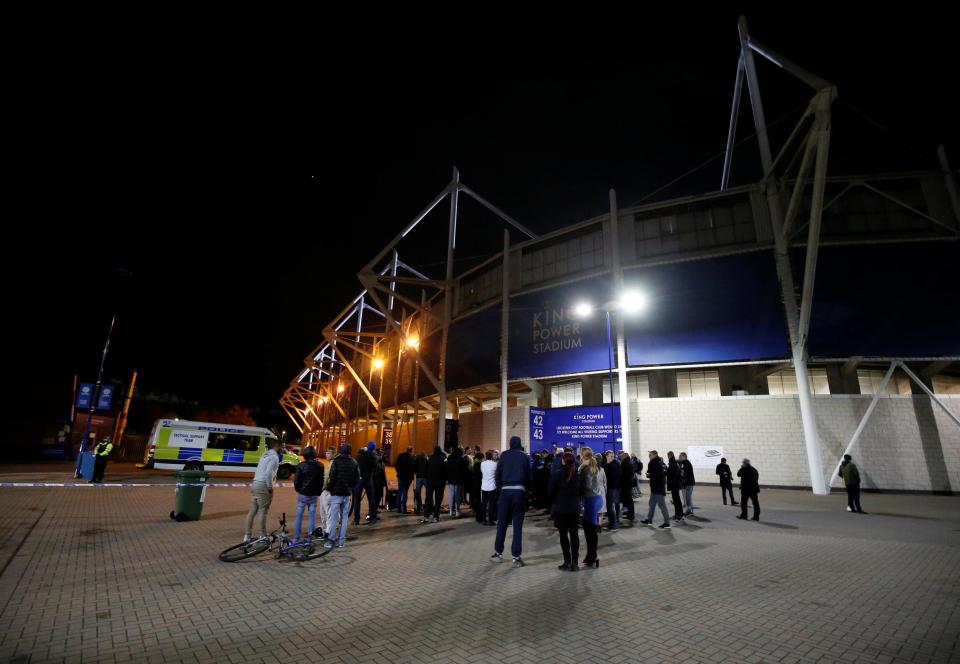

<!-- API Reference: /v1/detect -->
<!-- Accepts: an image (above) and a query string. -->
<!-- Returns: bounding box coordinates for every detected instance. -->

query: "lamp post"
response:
[573,291,648,454]
[75,269,132,478]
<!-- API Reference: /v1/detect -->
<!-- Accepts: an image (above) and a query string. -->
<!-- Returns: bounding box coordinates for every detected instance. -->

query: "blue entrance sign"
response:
[96,385,115,410]
[529,406,622,453]
[77,384,94,409]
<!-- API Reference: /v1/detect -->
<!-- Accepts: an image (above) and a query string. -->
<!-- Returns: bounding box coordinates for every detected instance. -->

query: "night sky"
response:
[9,11,957,442]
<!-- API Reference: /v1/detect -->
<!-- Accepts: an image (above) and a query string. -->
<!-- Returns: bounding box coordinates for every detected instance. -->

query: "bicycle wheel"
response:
[277,539,311,559]
[278,537,331,560]
[302,545,332,560]
[219,537,270,562]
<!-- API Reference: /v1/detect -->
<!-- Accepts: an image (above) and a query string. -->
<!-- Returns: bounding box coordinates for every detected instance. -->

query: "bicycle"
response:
[218,513,329,562]
[275,516,331,561]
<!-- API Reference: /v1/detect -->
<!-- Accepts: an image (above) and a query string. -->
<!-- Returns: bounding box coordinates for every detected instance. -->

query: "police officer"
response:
[90,435,114,483]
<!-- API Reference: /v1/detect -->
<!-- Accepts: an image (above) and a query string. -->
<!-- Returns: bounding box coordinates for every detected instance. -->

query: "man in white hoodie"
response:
[243,439,280,542]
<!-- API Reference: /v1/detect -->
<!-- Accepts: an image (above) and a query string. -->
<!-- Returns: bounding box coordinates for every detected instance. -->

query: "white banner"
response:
[169,430,209,448]
[686,445,724,469]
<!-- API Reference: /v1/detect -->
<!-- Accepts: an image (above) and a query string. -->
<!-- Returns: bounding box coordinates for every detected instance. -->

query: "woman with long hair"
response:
[549,452,582,571]
[579,448,603,568]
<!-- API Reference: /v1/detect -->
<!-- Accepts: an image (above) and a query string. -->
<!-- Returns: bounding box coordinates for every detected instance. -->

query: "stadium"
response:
[280,19,960,494]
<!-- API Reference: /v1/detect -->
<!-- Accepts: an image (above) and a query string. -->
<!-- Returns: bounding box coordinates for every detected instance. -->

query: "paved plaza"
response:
[0,463,958,663]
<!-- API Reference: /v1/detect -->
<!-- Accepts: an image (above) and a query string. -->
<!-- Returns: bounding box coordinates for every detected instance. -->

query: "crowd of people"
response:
[241,437,869,569]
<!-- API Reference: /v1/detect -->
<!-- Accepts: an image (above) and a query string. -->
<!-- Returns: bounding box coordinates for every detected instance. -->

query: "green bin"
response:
[170,470,209,521]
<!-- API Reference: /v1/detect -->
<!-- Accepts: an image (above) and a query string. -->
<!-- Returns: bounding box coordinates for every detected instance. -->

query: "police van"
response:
[144,419,300,479]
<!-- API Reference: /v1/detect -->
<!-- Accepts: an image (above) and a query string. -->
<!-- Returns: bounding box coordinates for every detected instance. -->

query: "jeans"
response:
[846,483,863,512]
[606,487,621,528]
[397,479,411,513]
[448,484,461,516]
[244,482,273,537]
[721,482,736,504]
[353,477,377,524]
[319,490,331,529]
[647,493,670,524]
[415,478,429,512]
[431,482,446,519]
[494,489,526,558]
[327,495,351,546]
[294,494,318,541]
[555,513,580,564]
[683,485,695,512]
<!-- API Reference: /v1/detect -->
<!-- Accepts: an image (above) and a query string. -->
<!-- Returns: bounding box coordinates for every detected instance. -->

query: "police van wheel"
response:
[277,465,293,480]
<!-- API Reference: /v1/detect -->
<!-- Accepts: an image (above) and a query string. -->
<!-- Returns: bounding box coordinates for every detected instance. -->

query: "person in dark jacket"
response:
[549,452,582,571]
[603,450,622,530]
[395,447,416,514]
[639,450,671,529]
[325,444,360,549]
[293,446,325,543]
[679,452,696,516]
[537,453,553,510]
[666,451,685,522]
[445,447,468,518]
[414,451,430,514]
[423,446,447,523]
[353,442,379,525]
[461,448,473,509]
[619,451,636,522]
[550,445,566,477]
[90,435,113,483]
[716,458,738,505]
[491,436,532,568]
[839,454,866,513]
[632,455,643,497]
[373,448,388,511]
[736,458,760,521]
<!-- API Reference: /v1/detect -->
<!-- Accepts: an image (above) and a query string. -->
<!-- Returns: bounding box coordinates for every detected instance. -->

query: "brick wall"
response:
[346,395,960,491]
[629,395,960,491]
[457,407,530,452]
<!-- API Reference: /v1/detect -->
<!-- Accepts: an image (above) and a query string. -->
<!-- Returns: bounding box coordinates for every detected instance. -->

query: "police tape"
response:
[0,482,298,488]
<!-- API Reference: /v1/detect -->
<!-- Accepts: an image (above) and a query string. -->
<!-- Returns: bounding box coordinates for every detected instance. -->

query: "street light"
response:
[619,290,648,314]
[572,290,649,454]
[336,383,345,394]
[372,357,385,371]
[405,335,420,350]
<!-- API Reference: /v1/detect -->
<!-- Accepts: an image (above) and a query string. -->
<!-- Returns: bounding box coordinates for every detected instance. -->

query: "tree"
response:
[194,405,257,426]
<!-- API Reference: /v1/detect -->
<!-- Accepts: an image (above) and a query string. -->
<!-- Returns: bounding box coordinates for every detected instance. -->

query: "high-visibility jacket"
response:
[95,441,113,457]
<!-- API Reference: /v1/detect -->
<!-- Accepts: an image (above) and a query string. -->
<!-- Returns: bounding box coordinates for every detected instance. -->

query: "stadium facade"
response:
[281,18,960,493]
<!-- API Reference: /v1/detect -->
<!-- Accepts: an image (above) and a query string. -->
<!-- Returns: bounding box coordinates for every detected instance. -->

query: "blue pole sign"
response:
[96,385,114,410]
[530,408,546,445]
[77,384,94,409]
